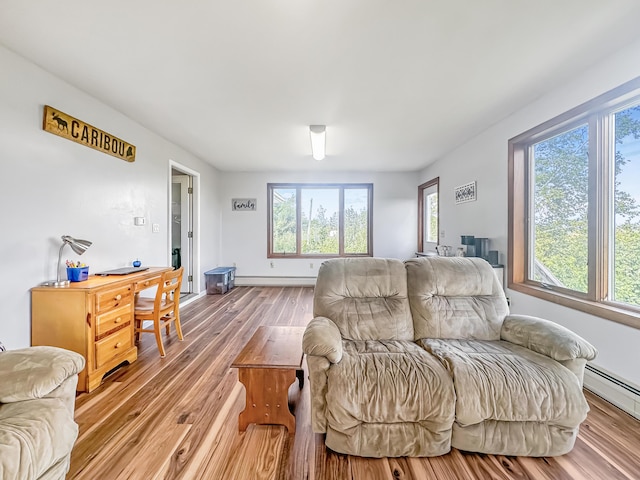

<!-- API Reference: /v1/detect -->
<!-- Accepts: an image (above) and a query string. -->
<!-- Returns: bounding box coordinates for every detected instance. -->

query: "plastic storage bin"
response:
[67,267,89,282]
[204,267,236,294]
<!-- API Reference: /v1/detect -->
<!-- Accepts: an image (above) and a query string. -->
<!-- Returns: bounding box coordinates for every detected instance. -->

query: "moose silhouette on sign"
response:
[51,112,69,133]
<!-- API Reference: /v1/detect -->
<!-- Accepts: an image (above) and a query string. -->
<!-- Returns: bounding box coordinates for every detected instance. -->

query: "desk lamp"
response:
[42,235,92,287]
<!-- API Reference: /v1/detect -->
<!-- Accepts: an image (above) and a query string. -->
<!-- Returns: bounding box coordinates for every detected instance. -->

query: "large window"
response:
[509,77,640,328]
[268,183,373,258]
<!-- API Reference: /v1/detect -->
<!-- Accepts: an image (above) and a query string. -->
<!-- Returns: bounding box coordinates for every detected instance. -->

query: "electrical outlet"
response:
[232,262,236,267]
[310,262,314,269]
[270,261,275,268]
[152,223,160,233]
[440,230,445,238]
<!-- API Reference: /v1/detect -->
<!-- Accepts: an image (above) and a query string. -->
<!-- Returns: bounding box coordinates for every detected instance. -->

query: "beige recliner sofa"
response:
[0,345,85,479]
[303,257,597,458]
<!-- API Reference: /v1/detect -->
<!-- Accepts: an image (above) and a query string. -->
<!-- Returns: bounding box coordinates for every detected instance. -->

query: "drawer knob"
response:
[114,342,122,349]
[114,294,122,301]
[114,317,122,324]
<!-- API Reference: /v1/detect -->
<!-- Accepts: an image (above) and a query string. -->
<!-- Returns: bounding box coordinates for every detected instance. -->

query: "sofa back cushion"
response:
[405,257,508,340]
[314,258,414,341]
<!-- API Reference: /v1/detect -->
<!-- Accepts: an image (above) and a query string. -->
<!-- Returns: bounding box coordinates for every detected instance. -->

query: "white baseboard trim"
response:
[584,364,640,420]
[235,276,317,287]
[180,291,206,307]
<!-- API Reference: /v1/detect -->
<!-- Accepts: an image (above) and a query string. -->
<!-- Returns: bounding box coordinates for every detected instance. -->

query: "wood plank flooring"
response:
[70,286,640,479]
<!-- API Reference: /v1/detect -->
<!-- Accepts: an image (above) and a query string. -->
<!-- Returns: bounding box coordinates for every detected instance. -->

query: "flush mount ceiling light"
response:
[309,125,326,160]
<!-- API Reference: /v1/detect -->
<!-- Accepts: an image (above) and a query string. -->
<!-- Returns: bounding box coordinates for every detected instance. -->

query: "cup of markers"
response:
[66,260,89,282]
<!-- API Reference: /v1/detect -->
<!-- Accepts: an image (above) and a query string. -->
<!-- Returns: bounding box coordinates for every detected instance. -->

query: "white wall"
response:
[219,171,417,280]
[0,45,221,349]
[418,38,640,386]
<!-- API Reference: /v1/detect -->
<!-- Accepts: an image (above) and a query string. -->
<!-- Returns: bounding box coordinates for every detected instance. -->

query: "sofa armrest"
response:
[501,314,597,362]
[303,316,343,364]
[0,346,85,403]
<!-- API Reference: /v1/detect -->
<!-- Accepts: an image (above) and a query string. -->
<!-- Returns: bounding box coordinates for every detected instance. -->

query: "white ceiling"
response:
[2,1,640,172]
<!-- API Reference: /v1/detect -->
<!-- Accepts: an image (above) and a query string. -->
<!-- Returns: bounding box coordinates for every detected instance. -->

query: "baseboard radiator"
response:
[584,364,640,420]
[235,276,316,287]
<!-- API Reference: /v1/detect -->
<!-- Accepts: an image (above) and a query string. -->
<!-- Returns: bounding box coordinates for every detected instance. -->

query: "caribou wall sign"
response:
[42,105,136,162]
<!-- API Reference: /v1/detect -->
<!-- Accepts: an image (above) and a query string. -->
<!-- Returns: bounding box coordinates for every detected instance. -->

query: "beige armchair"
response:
[303,257,597,457]
[0,346,85,479]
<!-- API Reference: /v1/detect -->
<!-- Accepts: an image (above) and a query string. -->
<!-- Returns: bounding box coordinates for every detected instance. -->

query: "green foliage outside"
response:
[272,189,369,255]
[533,125,590,292]
[272,194,296,254]
[614,224,640,303]
[344,206,369,253]
[302,204,339,254]
[533,106,640,306]
[428,193,438,243]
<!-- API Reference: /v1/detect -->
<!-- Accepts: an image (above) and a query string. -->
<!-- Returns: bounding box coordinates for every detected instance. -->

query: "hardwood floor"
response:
[70,286,640,479]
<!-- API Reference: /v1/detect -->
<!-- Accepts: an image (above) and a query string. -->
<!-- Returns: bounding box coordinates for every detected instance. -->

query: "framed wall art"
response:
[455,181,476,204]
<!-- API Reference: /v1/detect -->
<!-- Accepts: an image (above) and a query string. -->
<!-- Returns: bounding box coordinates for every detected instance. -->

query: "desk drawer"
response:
[95,286,132,313]
[95,304,132,337]
[134,275,161,292]
[95,327,132,368]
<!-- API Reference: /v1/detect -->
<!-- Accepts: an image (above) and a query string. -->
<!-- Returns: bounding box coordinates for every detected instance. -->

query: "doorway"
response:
[170,163,198,298]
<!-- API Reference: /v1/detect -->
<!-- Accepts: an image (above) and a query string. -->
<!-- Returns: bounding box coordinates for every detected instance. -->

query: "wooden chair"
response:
[134,266,184,357]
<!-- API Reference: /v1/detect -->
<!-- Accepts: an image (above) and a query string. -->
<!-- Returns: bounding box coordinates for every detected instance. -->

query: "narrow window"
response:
[611,104,640,307]
[271,187,297,255]
[418,178,439,253]
[530,125,589,293]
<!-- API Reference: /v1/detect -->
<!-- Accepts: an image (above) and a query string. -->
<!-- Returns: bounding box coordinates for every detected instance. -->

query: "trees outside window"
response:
[268,183,372,258]
[612,104,640,306]
[531,124,590,293]
[509,77,640,329]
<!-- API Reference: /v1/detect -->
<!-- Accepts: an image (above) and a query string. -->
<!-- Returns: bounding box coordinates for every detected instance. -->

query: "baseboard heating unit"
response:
[235,276,316,287]
[584,364,640,420]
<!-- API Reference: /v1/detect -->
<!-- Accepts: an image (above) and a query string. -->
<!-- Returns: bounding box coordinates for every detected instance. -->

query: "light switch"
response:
[134,217,145,226]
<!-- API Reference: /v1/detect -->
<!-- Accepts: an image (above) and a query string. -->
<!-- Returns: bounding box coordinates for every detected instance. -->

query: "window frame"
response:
[508,76,640,330]
[267,182,373,258]
[417,177,439,253]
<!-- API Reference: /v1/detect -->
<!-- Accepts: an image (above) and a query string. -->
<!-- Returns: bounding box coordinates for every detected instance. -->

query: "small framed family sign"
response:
[232,198,257,211]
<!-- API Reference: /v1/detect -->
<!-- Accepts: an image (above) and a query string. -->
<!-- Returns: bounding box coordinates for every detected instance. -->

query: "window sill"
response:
[508,282,640,330]
[267,253,372,259]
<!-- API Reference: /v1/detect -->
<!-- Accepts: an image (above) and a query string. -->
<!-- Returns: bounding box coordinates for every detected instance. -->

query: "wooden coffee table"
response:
[231,326,305,433]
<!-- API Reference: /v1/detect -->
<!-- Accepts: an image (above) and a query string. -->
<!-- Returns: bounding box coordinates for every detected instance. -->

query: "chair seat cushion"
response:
[135,297,174,313]
[326,340,454,428]
[418,339,589,427]
[0,398,78,480]
[134,297,155,312]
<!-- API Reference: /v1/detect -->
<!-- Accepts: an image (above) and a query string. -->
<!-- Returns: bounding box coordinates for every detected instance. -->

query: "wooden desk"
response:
[31,267,172,392]
[231,326,305,433]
